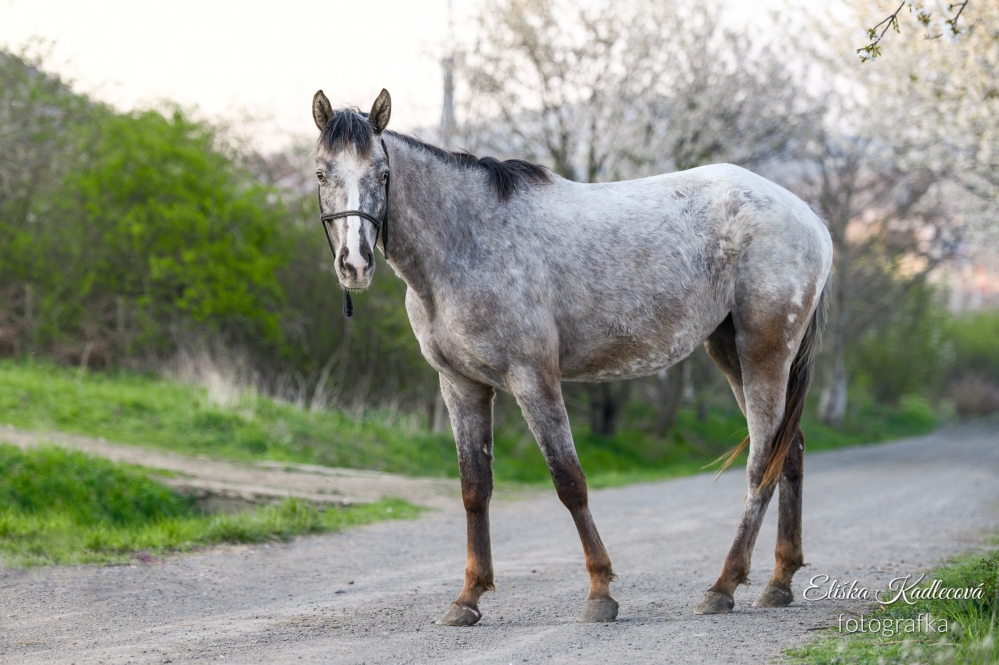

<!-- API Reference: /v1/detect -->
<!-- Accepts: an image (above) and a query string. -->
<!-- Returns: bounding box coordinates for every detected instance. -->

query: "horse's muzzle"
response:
[336,246,374,289]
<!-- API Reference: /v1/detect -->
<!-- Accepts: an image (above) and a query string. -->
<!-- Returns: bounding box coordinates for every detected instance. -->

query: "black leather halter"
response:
[317,138,391,318]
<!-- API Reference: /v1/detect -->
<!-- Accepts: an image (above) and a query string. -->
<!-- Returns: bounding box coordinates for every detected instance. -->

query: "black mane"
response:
[317,108,551,202]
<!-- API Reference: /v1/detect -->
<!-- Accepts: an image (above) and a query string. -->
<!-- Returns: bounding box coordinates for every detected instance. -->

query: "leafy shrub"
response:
[948,312,999,416]
[850,284,951,404]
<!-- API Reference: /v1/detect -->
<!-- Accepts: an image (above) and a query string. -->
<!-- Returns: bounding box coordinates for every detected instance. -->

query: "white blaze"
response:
[341,154,369,278]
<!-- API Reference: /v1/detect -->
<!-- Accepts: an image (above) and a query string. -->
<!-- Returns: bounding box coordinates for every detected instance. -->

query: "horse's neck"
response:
[382,135,481,308]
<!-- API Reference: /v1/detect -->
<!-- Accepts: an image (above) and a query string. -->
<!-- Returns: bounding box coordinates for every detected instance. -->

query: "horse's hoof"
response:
[694,590,734,615]
[436,603,481,626]
[753,584,793,608]
[578,598,619,623]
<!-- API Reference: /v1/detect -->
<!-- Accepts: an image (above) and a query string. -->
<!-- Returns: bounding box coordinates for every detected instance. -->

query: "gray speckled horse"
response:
[311,89,832,625]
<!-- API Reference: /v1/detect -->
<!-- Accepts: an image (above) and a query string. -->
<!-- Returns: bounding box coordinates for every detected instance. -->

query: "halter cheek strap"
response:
[317,138,391,318]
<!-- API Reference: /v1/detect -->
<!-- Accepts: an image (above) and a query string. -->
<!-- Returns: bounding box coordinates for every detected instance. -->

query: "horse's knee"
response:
[556,483,588,511]
[461,482,491,514]
[549,462,588,511]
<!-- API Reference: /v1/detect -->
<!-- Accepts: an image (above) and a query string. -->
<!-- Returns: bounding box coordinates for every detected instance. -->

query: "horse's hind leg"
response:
[754,427,805,608]
[695,315,800,615]
[509,367,618,623]
[436,375,496,627]
[708,317,806,608]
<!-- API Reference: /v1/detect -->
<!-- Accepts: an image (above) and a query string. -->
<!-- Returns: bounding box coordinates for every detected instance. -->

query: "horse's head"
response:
[312,88,392,290]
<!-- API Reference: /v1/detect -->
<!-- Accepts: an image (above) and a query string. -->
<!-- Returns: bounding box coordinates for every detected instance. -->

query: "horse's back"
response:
[543,164,827,247]
[539,163,832,306]
[523,164,831,381]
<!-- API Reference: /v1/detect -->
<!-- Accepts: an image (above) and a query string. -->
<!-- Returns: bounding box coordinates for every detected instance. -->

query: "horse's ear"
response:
[369,89,391,134]
[312,90,334,131]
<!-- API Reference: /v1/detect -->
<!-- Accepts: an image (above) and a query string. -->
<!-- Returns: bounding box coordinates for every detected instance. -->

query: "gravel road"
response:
[2,422,998,664]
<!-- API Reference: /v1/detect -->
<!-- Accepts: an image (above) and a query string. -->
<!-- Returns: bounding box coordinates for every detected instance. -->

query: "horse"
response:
[310,88,832,626]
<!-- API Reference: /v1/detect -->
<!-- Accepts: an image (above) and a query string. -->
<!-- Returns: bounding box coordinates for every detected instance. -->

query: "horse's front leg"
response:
[436,374,496,627]
[509,367,618,623]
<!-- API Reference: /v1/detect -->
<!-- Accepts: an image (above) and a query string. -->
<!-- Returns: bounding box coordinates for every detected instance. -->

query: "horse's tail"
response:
[711,279,830,488]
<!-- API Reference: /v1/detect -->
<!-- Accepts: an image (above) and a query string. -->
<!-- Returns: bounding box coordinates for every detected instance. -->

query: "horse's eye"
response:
[316,172,325,183]
[380,170,389,183]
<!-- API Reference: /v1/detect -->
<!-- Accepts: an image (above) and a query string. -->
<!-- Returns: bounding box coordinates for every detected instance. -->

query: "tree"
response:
[784,2,990,425]
[0,51,294,367]
[793,132,958,425]
[859,0,999,239]
[0,49,83,355]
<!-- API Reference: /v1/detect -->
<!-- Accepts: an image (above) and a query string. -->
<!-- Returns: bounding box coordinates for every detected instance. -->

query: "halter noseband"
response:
[317,138,391,318]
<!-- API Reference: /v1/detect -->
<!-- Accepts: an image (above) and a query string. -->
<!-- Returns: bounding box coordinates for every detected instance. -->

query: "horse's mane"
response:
[317,108,551,202]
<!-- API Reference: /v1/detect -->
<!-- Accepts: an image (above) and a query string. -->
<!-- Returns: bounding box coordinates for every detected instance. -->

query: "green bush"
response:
[950,311,999,382]
[850,284,952,404]
[949,312,999,416]
[0,48,437,412]
[7,104,292,354]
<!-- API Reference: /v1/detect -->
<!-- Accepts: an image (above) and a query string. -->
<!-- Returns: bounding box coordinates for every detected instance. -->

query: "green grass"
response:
[0,443,421,567]
[494,392,939,488]
[0,358,460,476]
[0,358,939,487]
[786,546,999,664]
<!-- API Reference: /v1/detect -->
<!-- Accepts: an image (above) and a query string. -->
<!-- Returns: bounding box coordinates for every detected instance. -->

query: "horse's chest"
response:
[405,290,509,388]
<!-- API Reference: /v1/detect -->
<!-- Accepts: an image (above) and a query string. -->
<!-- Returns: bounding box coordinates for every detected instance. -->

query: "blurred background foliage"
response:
[1,0,998,482]
[0,48,438,418]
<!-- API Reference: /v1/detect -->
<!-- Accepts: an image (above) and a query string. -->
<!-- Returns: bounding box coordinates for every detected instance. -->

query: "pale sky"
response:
[1,0,476,150]
[1,0,800,152]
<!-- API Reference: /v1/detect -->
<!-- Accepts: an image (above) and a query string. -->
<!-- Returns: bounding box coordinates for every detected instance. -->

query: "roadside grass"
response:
[0,444,421,567]
[785,547,999,665]
[497,393,939,488]
[0,358,939,487]
[0,358,459,476]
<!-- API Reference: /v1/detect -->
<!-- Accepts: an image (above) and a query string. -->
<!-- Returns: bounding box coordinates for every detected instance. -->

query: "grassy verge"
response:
[785,547,999,664]
[0,444,421,567]
[0,358,939,486]
[0,358,460,476]
[497,393,939,487]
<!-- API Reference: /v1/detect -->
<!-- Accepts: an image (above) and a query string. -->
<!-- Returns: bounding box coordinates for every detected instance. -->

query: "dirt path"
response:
[1,424,462,510]
[2,422,998,664]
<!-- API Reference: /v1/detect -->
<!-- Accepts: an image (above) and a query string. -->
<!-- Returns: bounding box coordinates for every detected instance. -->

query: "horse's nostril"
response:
[363,247,373,266]
[338,250,353,277]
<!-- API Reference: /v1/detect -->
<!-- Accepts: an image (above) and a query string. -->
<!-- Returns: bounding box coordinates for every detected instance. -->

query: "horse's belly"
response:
[560,344,692,381]
[559,321,713,382]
